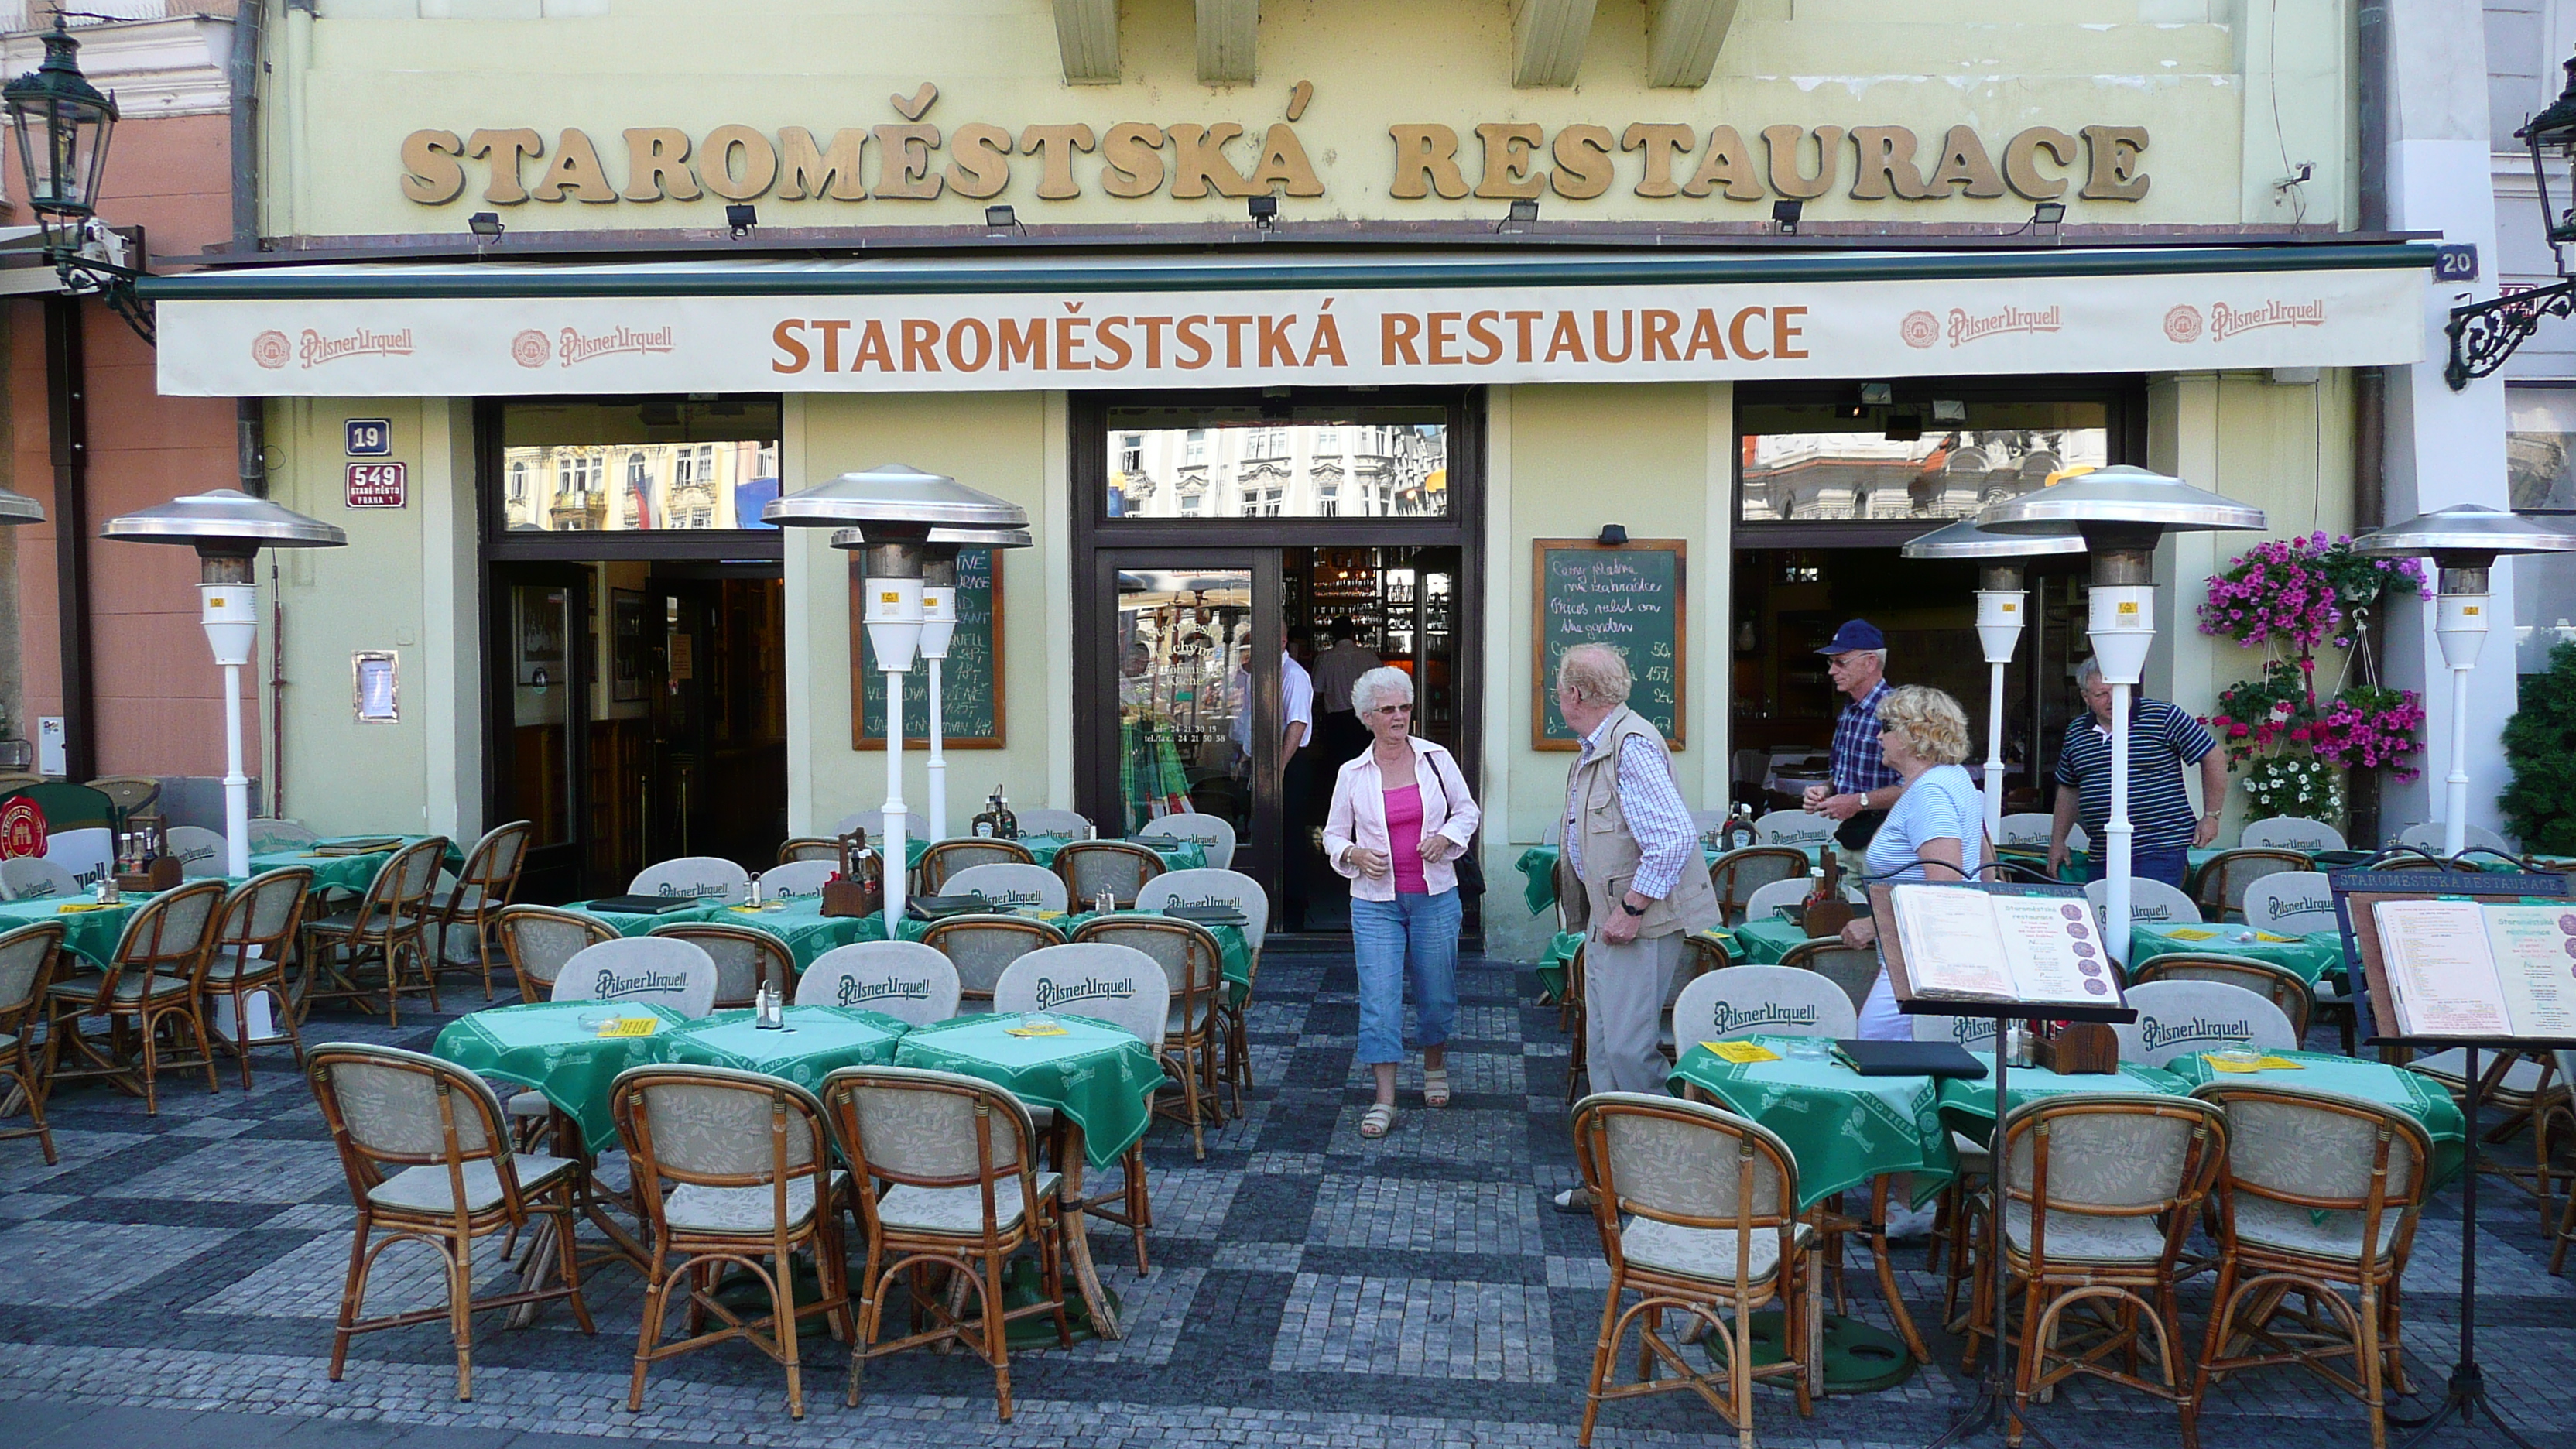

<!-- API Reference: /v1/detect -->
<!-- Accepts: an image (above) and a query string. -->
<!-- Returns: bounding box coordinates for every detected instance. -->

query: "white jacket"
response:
[1321,735,1482,902]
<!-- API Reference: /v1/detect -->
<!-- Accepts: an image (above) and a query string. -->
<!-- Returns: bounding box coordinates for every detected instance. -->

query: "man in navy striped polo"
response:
[2045,656,2228,887]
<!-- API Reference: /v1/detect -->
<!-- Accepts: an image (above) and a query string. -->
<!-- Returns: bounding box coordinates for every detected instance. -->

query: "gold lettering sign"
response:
[399,94,2145,211]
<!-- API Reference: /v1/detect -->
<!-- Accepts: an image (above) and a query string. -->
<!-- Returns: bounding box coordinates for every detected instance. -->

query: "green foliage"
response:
[2502,638,2576,855]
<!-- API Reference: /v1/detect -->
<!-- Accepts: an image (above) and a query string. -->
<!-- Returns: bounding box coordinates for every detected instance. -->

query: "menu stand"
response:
[2333,872,2574,1449]
[1872,879,2138,1449]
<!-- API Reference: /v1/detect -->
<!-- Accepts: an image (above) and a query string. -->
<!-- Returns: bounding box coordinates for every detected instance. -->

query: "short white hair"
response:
[1555,643,1633,706]
[1351,666,1414,714]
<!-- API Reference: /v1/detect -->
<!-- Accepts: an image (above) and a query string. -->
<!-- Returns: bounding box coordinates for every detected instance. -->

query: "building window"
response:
[495,397,780,536]
[2509,385,2576,673]
[1738,399,2112,524]
[1098,409,1450,519]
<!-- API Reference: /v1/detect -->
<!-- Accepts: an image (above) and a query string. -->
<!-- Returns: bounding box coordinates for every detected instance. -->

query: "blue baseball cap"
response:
[1817,620,1886,656]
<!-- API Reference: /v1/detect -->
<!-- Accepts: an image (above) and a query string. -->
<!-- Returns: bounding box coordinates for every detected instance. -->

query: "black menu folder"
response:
[1831,1040,1988,1079]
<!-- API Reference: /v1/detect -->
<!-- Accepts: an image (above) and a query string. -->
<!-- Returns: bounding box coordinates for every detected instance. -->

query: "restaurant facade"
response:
[146,0,2430,957]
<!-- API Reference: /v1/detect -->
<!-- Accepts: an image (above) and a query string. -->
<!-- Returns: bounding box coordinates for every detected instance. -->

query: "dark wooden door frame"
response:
[1068,388,1488,939]
[482,563,594,902]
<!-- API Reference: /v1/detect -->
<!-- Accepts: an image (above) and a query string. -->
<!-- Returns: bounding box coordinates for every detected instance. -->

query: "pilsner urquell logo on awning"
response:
[2208,300,2327,341]
[516,324,679,369]
[1900,305,2063,349]
[252,327,416,369]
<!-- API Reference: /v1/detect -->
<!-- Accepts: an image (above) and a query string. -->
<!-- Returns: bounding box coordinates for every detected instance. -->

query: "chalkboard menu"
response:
[854,547,1004,748]
[1534,539,1685,750]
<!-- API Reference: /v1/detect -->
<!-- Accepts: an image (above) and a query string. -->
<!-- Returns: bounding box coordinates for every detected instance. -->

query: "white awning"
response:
[144,245,2432,397]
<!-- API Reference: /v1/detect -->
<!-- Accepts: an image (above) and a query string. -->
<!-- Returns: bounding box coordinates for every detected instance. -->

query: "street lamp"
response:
[833,523,1031,842]
[766,464,1026,935]
[2,17,149,342]
[1979,466,2264,961]
[101,489,346,879]
[1899,517,2087,845]
[2352,504,2576,855]
[2444,49,2576,388]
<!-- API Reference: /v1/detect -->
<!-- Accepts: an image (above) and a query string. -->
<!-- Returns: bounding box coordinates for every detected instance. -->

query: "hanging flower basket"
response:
[2198,532,2429,656]
[2310,685,2428,783]
[2240,756,2345,823]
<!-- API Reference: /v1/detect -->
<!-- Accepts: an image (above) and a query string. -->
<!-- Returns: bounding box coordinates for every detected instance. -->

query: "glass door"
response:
[490,566,592,903]
[1084,552,1282,916]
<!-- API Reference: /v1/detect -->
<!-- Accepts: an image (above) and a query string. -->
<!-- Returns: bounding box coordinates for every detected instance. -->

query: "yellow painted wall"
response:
[271,0,2348,238]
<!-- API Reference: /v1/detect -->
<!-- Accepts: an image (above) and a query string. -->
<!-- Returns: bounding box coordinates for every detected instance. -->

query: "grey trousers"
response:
[1581,930,1686,1097]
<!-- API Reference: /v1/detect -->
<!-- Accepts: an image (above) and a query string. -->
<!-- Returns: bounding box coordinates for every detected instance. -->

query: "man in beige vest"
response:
[1550,644,1722,1211]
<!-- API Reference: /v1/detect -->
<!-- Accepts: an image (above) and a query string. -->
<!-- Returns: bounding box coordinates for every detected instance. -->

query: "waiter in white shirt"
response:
[1279,626,1317,927]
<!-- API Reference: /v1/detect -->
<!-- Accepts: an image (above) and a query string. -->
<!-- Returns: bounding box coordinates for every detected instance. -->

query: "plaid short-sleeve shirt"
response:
[1831,681,1903,798]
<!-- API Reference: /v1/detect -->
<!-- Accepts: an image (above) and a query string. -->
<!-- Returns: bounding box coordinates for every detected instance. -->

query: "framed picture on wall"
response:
[516,585,567,687]
[611,589,647,703]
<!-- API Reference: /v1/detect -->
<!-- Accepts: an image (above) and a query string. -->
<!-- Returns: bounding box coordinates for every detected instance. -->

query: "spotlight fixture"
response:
[1884,414,1924,444]
[1249,194,1279,230]
[724,204,757,239]
[2031,200,2067,228]
[985,204,1025,236]
[1858,382,1894,406]
[1596,523,1629,546]
[1495,197,1540,234]
[1930,399,1968,423]
[467,212,504,239]
[1770,199,1803,235]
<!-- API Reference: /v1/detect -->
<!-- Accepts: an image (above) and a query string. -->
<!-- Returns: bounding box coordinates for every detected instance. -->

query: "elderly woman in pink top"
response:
[1323,666,1483,1139]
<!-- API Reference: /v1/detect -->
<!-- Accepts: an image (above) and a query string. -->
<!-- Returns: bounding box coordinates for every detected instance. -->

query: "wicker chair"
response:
[777,837,842,865]
[1136,868,1271,1100]
[2550,1048,2576,1276]
[301,836,450,1026]
[1136,811,1237,868]
[1571,1091,1814,1447]
[647,920,792,1009]
[0,923,66,1164]
[245,817,319,853]
[822,1064,1070,1422]
[0,856,77,901]
[759,860,838,899]
[796,941,960,1024]
[941,862,1067,914]
[921,915,1066,1009]
[204,866,314,1088]
[2131,953,2314,1040]
[613,1064,851,1420]
[1961,1095,2227,1437]
[1053,840,1164,909]
[1670,964,1855,1045]
[1708,846,1811,927]
[2193,848,2312,922]
[1016,807,1095,840]
[2116,980,2300,1067]
[494,905,617,1002]
[433,821,531,1000]
[1073,915,1228,1156]
[1776,937,1882,1014]
[919,838,1036,894]
[627,855,751,905]
[551,937,718,1018]
[2191,1084,2430,1449]
[42,878,228,1113]
[308,1043,593,1401]
[993,944,1168,1279]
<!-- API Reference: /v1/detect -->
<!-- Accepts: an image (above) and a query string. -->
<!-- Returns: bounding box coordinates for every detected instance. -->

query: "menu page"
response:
[2482,904,2576,1037]
[2373,899,2512,1036]
[1989,895,2120,1005]
[1890,885,2016,999]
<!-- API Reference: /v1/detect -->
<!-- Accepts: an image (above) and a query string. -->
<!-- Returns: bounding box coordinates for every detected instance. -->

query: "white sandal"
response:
[1422,1067,1451,1108]
[1360,1102,1397,1139]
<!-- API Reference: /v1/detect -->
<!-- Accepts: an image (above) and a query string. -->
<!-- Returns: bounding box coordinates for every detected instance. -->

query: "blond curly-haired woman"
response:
[1840,684,1986,1040]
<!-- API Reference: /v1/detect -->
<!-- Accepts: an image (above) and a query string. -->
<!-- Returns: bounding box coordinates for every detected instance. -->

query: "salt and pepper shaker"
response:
[1095,889,1115,916]
[755,980,784,1030]
[2006,1022,2035,1068]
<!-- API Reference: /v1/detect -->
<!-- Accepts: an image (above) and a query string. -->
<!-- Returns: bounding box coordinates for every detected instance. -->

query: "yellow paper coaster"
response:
[54,903,111,913]
[2204,1052,2304,1073]
[2163,927,2218,940]
[2250,930,2300,943]
[1005,1024,1070,1038]
[597,1017,659,1038]
[1705,1040,1781,1064]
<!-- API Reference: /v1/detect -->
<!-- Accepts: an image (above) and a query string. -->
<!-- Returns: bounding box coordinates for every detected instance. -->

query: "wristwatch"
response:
[1619,899,1648,917]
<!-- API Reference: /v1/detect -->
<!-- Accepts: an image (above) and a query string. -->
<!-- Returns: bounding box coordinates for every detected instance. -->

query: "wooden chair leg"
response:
[328,1215,375,1382]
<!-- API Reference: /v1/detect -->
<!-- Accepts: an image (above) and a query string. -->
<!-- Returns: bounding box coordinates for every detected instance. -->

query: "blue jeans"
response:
[1350,889,1461,1066]
[2084,844,2189,889]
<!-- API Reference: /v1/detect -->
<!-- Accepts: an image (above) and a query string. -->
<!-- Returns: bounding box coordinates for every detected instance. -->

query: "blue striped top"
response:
[2052,699,2217,852]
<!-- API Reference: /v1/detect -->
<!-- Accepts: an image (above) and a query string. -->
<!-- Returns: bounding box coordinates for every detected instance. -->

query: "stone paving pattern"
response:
[2,950,2572,1447]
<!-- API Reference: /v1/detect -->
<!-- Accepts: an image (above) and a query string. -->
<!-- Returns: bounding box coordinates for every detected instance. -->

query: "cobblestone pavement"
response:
[3,951,2573,1448]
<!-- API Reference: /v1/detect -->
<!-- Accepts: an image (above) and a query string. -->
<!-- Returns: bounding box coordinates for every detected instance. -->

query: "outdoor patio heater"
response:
[832,523,1031,843]
[766,464,1026,934]
[1978,466,2263,961]
[1899,516,2086,846]
[2353,504,2576,856]
[101,489,347,879]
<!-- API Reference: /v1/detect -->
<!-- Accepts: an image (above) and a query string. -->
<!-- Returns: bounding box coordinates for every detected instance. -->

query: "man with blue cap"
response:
[1804,620,1903,859]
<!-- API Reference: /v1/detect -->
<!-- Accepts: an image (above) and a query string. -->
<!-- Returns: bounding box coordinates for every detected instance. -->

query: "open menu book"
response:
[2370,899,2576,1039]
[1889,884,2122,1006]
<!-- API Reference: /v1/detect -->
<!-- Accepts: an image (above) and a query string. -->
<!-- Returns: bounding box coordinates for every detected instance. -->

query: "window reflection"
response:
[497,398,780,533]
[1105,409,1449,519]
[1739,402,2110,524]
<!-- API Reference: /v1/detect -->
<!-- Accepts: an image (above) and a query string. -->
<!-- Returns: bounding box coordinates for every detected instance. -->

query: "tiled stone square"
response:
[0,1219,237,1306]
[1269,1272,1554,1382]
[96,1137,348,1204]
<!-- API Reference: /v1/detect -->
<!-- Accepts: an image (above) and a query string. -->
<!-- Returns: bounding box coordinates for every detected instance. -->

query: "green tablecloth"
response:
[563,899,703,937]
[2163,1049,2466,1189]
[894,1014,1163,1168]
[652,1006,908,1091]
[1993,845,2224,886]
[896,907,1250,996]
[1534,925,1751,1002]
[433,1000,692,1154]
[1732,916,1825,965]
[1670,1037,1953,1211]
[251,834,460,895]
[689,898,890,968]
[2126,924,2346,986]
[901,834,1207,873]
[0,895,137,968]
[1936,1052,2190,1139]
[1513,844,1822,918]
